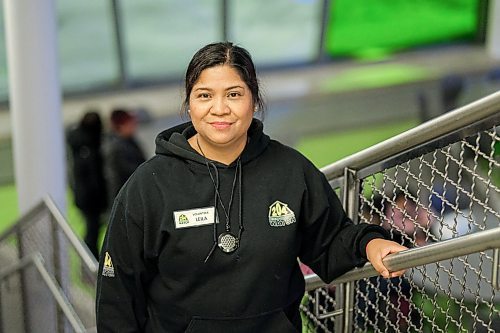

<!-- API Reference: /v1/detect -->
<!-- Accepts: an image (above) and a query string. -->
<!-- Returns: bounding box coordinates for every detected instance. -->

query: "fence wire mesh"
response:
[300,126,499,332]
[0,202,97,333]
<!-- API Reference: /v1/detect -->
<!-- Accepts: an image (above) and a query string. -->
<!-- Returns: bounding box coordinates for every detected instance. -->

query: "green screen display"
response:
[326,0,478,58]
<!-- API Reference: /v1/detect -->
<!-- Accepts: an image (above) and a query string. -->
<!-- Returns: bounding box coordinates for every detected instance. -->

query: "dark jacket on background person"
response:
[103,133,146,200]
[67,115,108,258]
[67,124,107,214]
[96,119,388,333]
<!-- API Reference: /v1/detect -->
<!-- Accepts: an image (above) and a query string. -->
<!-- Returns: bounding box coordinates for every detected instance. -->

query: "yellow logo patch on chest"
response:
[268,201,296,227]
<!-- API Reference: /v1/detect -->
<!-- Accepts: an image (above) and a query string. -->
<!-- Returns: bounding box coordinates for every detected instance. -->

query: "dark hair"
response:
[182,42,265,117]
[110,108,134,130]
[78,111,103,145]
[80,111,102,133]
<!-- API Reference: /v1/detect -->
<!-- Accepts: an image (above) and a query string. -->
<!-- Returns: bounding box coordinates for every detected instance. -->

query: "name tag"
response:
[173,206,216,229]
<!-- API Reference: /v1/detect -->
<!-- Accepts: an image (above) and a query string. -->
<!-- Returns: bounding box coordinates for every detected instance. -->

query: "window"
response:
[120,0,220,80]
[57,1,119,91]
[228,0,323,65]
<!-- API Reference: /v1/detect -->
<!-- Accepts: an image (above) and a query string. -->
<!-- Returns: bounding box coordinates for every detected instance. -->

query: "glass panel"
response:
[0,0,9,100]
[229,0,322,65]
[57,1,119,91]
[121,0,220,80]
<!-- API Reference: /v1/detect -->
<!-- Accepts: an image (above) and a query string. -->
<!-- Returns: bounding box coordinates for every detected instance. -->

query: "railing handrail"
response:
[43,196,99,273]
[0,196,98,274]
[0,200,47,243]
[0,252,87,332]
[320,90,500,180]
[305,227,500,291]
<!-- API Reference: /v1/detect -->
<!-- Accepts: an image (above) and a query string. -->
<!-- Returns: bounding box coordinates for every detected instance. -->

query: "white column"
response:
[3,2,67,331]
[3,0,66,215]
[487,0,500,59]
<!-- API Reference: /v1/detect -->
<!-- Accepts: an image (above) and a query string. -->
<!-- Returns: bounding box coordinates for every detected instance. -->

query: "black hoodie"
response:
[96,119,387,332]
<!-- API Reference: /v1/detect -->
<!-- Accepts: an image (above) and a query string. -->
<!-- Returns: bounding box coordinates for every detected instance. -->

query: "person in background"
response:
[103,108,146,201]
[67,111,107,259]
[96,42,407,332]
[358,193,425,331]
[382,191,433,247]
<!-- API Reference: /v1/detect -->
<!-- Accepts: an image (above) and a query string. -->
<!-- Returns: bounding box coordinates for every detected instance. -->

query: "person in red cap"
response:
[103,108,146,202]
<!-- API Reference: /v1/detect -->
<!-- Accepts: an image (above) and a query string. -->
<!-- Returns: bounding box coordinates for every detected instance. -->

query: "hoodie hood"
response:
[154,118,270,165]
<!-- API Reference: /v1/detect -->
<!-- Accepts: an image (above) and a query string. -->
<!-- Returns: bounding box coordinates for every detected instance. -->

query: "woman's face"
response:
[188,64,254,153]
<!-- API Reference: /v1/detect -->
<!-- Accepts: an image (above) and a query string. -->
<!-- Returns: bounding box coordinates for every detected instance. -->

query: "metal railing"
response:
[305,227,500,289]
[0,252,86,333]
[301,91,500,332]
[0,197,98,333]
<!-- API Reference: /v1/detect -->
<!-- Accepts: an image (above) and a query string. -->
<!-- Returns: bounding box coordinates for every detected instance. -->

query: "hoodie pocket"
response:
[184,310,299,333]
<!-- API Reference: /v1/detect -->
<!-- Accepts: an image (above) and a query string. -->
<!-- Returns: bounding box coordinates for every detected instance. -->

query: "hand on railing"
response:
[365,238,407,278]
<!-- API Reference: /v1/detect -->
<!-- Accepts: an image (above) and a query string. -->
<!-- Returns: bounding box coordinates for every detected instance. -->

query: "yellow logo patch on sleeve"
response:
[102,251,115,277]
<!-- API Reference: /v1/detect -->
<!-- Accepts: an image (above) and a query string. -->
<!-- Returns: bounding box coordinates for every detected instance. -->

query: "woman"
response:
[96,42,406,332]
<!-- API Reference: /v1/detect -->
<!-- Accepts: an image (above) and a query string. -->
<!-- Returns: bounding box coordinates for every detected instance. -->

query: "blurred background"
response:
[0,1,499,332]
[0,0,499,238]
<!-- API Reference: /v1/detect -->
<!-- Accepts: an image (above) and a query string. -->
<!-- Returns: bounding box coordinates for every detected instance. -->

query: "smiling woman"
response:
[187,65,254,165]
[95,41,407,333]
[182,43,264,165]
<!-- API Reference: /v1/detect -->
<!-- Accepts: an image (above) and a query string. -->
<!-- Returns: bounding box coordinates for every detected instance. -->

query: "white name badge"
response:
[173,206,216,229]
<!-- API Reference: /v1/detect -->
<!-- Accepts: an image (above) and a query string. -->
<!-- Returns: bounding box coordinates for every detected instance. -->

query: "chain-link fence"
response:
[300,92,500,332]
[0,198,98,333]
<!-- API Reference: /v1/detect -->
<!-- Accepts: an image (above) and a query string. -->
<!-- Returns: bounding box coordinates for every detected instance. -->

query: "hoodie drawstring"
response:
[204,161,219,263]
[197,137,244,262]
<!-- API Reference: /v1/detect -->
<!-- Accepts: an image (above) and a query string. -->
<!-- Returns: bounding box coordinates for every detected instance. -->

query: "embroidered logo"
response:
[178,214,189,225]
[102,252,115,277]
[268,201,296,227]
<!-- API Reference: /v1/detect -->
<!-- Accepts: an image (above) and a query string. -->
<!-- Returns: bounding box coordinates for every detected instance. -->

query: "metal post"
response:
[16,230,27,332]
[317,0,331,62]
[334,168,359,333]
[493,248,499,290]
[487,0,500,59]
[342,282,354,333]
[110,0,128,87]
[342,168,360,224]
[476,0,489,43]
[51,215,65,332]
